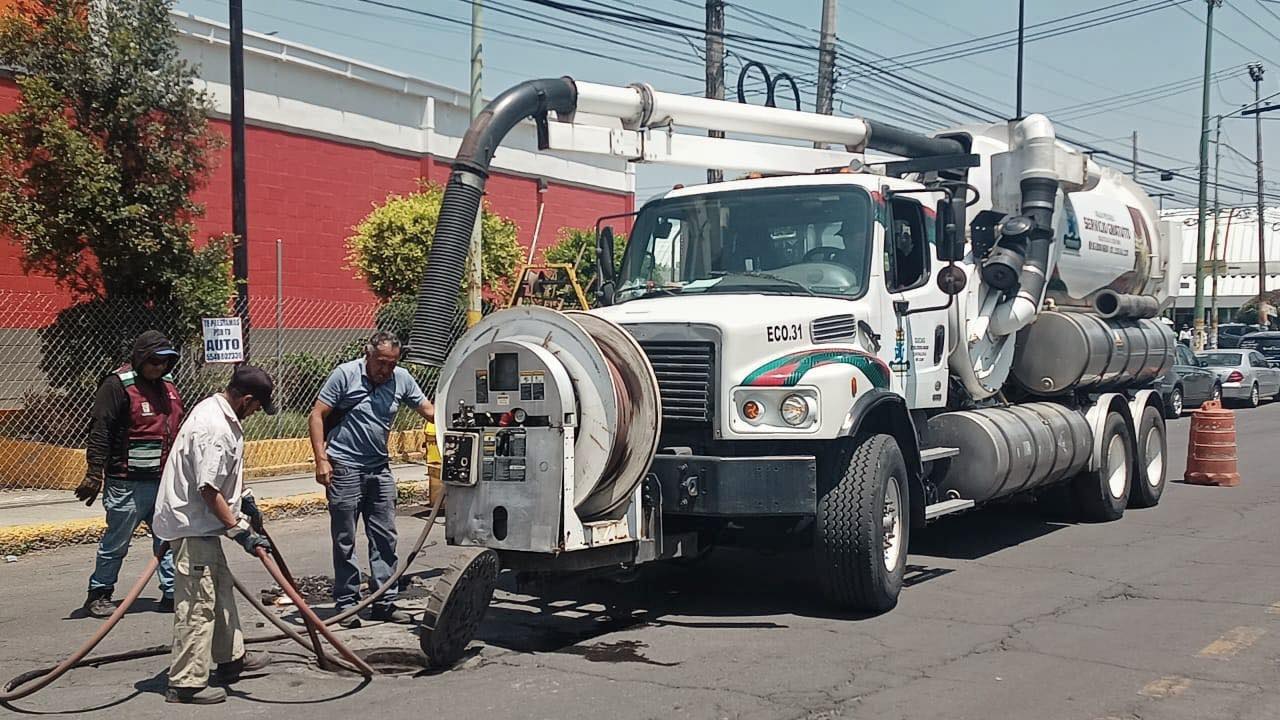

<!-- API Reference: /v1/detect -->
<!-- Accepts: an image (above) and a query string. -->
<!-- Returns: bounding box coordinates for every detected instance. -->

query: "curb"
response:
[0,481,432,557]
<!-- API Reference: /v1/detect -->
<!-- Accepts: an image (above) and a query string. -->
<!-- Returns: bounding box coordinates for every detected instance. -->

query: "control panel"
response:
[479,428,528,483]
[441,431,479,486]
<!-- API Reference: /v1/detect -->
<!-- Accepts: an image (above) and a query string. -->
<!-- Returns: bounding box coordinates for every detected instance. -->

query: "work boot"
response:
[370,604,414,624]
[157,595,174,613]
[216,651,272,682]
[165,686,227,704]
[83,589,117,619]
[335,606,362,629]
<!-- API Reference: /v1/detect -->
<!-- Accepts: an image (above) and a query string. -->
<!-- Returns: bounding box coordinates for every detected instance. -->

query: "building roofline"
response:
[170,11,472,109]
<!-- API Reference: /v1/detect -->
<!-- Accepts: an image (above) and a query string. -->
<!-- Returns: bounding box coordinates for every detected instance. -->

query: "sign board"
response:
[202,317,244,363]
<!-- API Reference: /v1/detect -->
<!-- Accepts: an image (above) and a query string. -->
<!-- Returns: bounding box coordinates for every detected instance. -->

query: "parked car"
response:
[1216,323,1268,349]
[1156,344,1222,418]
[1239,331,1280,366]
[1197,350,1280,408]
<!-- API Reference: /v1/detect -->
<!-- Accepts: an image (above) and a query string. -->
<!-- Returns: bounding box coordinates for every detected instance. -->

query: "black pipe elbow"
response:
[405,78,579,367]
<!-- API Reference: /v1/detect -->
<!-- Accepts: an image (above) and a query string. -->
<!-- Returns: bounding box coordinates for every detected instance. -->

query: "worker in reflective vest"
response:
[76,330,184,618]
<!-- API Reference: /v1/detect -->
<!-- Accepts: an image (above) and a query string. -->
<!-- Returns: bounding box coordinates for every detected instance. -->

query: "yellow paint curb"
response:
[0,478,434,557]
[0,424,442,491]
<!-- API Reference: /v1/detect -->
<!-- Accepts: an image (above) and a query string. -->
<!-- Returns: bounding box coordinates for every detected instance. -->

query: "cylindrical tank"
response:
[1011,311,1174,396]
[1047,165,1166,308]
[927,403,1092,504]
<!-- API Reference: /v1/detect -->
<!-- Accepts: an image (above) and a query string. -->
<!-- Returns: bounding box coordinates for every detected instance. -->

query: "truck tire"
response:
[815,434,909,613]
[1072,411,1131,522]
[1129,404,1167,508]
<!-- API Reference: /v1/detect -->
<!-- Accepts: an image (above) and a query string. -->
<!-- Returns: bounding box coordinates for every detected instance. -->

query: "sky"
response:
[170,0,1280,210]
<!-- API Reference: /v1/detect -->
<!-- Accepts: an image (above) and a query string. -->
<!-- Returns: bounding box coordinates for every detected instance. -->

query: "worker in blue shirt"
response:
[308,331,434,627]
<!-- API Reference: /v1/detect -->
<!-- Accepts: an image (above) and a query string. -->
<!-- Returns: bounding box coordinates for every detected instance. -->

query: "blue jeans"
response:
[88,477,175,598]
[327,462,398,610]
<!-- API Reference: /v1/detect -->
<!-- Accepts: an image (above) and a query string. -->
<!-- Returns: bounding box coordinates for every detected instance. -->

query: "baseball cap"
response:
[229,365,277,415]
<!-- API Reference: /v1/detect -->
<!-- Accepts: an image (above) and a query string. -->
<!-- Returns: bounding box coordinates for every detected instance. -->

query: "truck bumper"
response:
[649,454,817,516]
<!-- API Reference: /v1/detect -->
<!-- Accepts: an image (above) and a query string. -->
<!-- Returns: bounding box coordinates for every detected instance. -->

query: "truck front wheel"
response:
[815,434,909,612]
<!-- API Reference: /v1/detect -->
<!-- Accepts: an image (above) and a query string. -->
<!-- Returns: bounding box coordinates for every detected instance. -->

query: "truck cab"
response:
[590,172,953,604]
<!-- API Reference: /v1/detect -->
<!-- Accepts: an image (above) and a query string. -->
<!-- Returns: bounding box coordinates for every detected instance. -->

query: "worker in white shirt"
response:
[152,365,277,705]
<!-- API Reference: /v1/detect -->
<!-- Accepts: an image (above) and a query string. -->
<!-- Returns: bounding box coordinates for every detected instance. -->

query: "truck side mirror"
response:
[596,226,617,306]
[936,196,966,262]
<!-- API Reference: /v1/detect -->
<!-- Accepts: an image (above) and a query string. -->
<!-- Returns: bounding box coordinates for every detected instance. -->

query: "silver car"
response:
[1198,350,1280,408]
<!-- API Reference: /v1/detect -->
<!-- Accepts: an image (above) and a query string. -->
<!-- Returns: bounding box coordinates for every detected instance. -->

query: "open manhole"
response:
[354,647,428,675]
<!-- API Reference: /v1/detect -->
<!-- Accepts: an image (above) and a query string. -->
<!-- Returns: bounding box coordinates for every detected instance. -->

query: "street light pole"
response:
[1193,0,1223,351]
[229,0,250,357]
[1211,115,1222,341]
[1250,62,1268,327]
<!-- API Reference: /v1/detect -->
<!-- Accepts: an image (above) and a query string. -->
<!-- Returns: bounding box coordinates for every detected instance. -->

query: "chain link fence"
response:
[0,291,472,493]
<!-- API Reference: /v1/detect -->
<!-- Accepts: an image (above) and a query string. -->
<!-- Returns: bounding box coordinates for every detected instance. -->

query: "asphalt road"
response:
[3,402,1279,720]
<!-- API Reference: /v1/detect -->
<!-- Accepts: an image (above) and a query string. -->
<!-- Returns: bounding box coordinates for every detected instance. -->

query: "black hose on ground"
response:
[259,523,329,669]
[1,554,161,702]
[2,488,445,699]
[252,549,375,678]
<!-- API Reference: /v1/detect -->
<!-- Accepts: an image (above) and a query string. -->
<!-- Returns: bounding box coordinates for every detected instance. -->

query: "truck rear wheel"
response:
[1073,411,1131,522]
[815,434,909,612]
[1129,404,1167,508]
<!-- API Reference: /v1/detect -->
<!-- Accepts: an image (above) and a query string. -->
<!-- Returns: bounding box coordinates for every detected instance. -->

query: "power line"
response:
[1176,1,1280,70]
[848,0,1151,67]
[336,0,705,83]
[847,0,1192,75]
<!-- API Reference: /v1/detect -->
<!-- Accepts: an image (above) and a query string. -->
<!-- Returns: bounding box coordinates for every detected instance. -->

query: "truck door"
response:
[881,195,949,409]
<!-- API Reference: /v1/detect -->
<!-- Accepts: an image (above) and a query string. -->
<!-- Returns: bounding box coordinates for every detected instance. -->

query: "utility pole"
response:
[1211,116,1222,339]
[1250,62,1269,327]
[1131,130,1138,179]
[705,0,724,183]
[1015,0,1026,117]
[815,0,837,117]
[467,0,484,327]
[230,0,250,355]
[1193,0,1223,351]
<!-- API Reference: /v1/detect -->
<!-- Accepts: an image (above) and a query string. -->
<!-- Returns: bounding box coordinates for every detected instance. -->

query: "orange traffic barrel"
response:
[1184,399,1240,487]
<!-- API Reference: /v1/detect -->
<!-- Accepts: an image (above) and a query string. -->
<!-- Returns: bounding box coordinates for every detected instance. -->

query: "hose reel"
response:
[437,306,661,531]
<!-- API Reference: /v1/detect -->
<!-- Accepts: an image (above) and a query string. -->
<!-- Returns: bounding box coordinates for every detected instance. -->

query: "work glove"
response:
[240,493,263,532]
[74,474,102,506]
[226,521,273,556]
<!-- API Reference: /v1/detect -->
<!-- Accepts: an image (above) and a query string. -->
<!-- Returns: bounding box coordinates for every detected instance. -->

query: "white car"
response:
[1198,350,1280,408]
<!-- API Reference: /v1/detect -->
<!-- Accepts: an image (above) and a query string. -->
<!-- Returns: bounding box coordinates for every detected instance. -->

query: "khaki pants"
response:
[169,536,244,688]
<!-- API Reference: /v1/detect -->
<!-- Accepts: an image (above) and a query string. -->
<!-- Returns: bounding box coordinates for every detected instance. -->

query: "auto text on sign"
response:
[202,317,244,363]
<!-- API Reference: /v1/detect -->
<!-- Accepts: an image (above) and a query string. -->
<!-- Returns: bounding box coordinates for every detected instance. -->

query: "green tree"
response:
[346,182,524,302]
[0,0,233,336]
[541,227,625,307]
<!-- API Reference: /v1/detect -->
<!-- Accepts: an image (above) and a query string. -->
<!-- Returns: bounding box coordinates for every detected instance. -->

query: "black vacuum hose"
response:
[405,78,578,367]
[3,488,445,700]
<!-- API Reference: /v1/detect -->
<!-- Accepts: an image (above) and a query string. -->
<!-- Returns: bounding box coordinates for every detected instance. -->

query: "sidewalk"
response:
[0,463,435,556]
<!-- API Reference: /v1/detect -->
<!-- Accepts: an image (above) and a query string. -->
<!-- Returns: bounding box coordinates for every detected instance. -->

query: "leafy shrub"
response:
[346,182,524,302]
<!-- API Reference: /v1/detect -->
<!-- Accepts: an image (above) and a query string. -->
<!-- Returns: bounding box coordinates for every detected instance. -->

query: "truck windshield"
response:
[617,185,874,302]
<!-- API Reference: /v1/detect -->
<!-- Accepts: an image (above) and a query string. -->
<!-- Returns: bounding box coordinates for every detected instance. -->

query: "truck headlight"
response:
[780,394,810,426]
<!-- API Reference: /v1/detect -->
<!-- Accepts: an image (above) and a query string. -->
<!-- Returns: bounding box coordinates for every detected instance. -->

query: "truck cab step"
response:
[919,446,960,463]
[924,497,975,521]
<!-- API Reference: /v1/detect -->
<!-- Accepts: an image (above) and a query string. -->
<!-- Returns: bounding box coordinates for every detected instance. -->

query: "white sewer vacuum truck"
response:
[403,78,1178,666]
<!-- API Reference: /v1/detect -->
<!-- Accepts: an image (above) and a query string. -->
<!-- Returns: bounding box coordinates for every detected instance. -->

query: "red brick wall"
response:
[0,77,633,328]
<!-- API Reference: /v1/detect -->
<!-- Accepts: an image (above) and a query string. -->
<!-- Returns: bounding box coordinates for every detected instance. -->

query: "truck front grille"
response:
[639,341,715,424]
